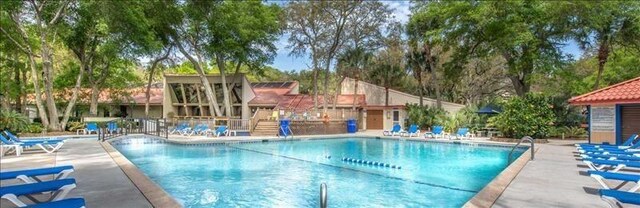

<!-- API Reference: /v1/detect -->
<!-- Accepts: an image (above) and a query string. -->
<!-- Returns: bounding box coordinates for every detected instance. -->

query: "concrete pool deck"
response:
[0,139,151,208]
[0,134,630,207]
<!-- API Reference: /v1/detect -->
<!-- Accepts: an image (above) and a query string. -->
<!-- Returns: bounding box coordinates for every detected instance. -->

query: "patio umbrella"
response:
[477,104,502,114]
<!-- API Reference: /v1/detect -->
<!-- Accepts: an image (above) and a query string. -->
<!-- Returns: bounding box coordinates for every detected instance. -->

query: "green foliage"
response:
[548,126,588,139]
[405,104,448,130]
[489,94,556,139]
[0,110,30,133]
[22,123,44,134]
[66,121,85,131]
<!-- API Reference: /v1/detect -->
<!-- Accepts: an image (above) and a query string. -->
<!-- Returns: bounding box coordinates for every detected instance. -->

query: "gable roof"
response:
[569,76,640,105]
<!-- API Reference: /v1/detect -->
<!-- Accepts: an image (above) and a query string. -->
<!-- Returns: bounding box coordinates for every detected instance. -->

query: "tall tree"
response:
[1,0,74,130]
[208,1,281,117]
[567,1,640,90]
[369,27,406,107]
[335,47,373,110]
[286,1,330,112]
[410,1,570,96]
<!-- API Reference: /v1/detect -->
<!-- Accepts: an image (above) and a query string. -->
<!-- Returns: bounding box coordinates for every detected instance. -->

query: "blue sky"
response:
[269,1,583,72]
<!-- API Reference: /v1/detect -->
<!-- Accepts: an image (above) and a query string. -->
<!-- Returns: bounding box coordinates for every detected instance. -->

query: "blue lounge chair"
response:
[576,134,638,149]
[28,198,86,208]
[583,159,640,172]
[0,135,64,155]
[169,122,188,134]
[599,189,640,207]
[0,178,77,207]
[193,124,211,136]
[451,128,471,140]
[424,126,445,139]
[210,126,229,137]
[588,170,640,192]
[581,153,640,161]
[1,166,74,184]
[107,122,119,134]
[578,140,640,152]
[383,124,402,136]
[83,122,98,134]
[4,131,65,144]
[183,124,206,136]
[405,125,421,137]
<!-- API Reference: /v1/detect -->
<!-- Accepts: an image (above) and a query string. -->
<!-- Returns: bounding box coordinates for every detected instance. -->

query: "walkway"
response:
[0,139,151,208]
[494,140,625,208]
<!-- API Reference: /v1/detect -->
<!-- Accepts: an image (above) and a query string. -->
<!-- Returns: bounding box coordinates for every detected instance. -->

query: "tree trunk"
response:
[385,87,389,107]
[417,69,423,107]
[14,63,22,113]
[352,76,358,110]
[145,51,170,117]
[312,55,319,112]
[323,59,332,113]
[332,76,346,110]
[424,43,441,108]
[40,31,61,130]
[20,62,27,113]
[89,85,100,116]
[60,67,84,130]
[26,52,49,127]
[508,75,529,97]
[593,43,610,90]
[216,54,232,117]
[175,41,222,116]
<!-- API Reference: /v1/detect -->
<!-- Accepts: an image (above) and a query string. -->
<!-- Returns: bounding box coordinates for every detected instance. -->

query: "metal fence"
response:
[99,118,168,141]
[169,117,250,131]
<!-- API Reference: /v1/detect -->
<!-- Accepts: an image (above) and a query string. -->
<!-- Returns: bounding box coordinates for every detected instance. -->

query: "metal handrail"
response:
[508,136,535,164]
[320,183,327,208]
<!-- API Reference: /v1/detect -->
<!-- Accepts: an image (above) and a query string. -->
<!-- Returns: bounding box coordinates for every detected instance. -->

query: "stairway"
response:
[252,120,279,136]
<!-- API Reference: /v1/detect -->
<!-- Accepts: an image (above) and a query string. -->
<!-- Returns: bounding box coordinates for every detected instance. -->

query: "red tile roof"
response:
[275,94,366,110]
[569,76,640,105]
[27,86,164,105]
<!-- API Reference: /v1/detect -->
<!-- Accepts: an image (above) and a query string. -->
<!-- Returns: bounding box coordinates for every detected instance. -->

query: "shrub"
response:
[562,126,587,138]
[489,94,555,139]
[406,104,448,130]
[22,123,44,133]
[66,121,85,131]
[0,110,30,133]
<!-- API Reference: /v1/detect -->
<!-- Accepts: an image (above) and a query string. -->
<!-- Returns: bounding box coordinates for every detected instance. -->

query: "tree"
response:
[410,1,570,97]
[336,47,373,110]
[567,1,640,90]
[207,1,281,117]
[368,28,406,107]
[1,0,75,130]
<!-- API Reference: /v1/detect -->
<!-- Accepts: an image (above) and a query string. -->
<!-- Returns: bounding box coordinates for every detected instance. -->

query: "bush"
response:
[406,103,448,130]
[489,94,555,139]
[0,110,30,133]
[22,123,44,133]
[66,121,85,131]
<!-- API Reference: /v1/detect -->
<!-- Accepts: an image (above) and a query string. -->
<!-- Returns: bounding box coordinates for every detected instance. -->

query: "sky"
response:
[268,1,583,72]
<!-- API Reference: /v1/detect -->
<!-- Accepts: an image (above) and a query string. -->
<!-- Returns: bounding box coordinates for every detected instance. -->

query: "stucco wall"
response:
[341,77,465,113]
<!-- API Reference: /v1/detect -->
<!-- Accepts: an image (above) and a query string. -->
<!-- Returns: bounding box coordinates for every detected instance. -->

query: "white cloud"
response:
[383,1,412,23]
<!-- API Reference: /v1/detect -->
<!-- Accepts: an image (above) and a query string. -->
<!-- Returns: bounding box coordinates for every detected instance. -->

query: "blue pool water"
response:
[113,138,525,207]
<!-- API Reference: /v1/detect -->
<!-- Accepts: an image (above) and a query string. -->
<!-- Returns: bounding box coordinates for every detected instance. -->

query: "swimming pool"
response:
[113,137,525,207]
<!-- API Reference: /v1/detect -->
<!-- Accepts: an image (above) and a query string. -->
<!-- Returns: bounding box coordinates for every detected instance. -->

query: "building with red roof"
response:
[569,76,640,144]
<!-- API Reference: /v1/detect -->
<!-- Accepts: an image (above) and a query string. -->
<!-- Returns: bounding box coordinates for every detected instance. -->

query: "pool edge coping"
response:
[462,146,538,208]
[100,137,183,208]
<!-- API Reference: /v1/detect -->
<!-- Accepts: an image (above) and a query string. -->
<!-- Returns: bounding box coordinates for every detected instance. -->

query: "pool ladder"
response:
[508,136,535,164]
[320,183,327,208]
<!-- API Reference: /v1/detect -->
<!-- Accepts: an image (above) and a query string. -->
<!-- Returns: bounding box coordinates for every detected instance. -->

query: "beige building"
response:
[162,74,254,120]
[340,77,465,130]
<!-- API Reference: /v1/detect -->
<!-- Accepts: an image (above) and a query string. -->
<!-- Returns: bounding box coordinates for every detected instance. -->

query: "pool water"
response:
[113,138,525,207]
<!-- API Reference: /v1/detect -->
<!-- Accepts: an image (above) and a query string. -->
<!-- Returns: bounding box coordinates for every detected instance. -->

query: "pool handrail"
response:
[508,136,534,164]
[320,183,327,208]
